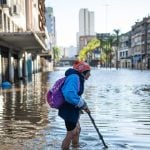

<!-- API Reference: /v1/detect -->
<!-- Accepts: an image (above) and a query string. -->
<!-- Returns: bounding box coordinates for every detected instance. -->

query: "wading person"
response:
[58,60,91,150]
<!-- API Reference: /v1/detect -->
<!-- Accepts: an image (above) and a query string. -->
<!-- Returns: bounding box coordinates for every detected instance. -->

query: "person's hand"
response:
[83,106,90,114]
[82,102,91,114]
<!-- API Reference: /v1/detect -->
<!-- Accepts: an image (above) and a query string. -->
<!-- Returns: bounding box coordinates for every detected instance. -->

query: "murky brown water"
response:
[0,67,150,150]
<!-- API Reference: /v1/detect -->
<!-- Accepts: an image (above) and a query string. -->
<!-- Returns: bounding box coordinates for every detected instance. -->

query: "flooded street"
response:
[0,67,150,150]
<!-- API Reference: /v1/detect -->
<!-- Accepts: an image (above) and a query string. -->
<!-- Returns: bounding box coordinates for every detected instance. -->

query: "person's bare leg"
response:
[61,130,74,150]
[72,122,81,147]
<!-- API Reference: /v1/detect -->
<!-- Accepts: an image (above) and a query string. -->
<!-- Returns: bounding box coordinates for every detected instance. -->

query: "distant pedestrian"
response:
[59,60,91,150]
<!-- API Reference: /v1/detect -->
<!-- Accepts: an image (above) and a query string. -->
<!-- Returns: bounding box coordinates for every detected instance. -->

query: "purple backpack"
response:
[47,77,66,109]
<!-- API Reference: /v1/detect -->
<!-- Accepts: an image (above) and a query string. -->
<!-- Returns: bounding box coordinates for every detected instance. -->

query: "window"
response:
[4,13,6,32]
[0,0,7,5]
[8,17,10,31]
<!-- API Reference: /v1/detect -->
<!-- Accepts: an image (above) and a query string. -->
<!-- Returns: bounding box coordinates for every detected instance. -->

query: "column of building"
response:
[0,0,50,87]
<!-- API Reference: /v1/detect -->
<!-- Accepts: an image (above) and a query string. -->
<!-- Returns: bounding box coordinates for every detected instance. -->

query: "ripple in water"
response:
[0,69,150,149]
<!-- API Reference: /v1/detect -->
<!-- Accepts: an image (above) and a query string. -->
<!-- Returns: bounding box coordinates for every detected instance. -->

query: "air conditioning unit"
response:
[13,5,20,15]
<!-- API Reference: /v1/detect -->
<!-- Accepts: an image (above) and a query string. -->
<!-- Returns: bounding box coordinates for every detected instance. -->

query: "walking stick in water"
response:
[87,112,108,148]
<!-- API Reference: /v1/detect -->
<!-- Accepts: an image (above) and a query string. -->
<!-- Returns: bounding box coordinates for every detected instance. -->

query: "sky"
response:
[45,0,150,47]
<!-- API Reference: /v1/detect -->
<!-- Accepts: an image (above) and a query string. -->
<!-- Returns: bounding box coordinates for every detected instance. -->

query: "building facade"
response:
[45,7,56,49]
[77,8,95,51]
[79,8,95,36]
[119,32,132,69]
[131,17,150,69]
[79,35,96,50]
[0,0,51,85]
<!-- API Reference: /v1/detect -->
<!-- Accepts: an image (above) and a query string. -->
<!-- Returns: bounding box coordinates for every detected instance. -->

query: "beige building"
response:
[0,0,51,84]
[77,8,96,52]
[119,32,132,69]
[79,35,96,50]
[131,16,150,69]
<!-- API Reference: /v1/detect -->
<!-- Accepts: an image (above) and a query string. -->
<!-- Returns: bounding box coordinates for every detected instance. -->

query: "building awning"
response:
[0,32,48,51]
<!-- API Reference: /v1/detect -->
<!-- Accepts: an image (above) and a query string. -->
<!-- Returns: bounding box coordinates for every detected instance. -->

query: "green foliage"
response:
[113,29,120,46]
[52,46,61,61]
[78,29,120,67]
[99,30,120,66]
[78,38,100,60]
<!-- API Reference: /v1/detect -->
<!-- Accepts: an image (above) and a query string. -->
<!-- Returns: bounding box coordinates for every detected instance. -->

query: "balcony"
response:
[0,32,48,51]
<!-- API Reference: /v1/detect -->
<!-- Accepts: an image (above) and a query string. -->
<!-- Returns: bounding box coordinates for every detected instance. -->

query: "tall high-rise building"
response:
[45,7,55,35]
[79,8,95,36]
[77,8,96,51]
[45,7,56,47]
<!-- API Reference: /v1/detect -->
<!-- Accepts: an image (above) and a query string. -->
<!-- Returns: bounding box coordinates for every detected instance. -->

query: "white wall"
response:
[11,0,26,30]
[32,0,39,31]
[62,46,77,58]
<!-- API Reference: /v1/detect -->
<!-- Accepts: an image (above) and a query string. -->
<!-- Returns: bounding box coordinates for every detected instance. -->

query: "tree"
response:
[99,36,114,68]
[106,36,115,68]
[52,46,61,66]
[78,38,100,61]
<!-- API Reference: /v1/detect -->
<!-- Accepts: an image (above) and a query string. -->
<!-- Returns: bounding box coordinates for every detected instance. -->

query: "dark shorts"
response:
[65,121,76,131]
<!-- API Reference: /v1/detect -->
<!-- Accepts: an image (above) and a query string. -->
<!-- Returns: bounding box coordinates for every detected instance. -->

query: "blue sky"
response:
[45,0,150,47]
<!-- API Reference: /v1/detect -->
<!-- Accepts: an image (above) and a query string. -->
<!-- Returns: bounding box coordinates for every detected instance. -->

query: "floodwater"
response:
[0,67,150,150]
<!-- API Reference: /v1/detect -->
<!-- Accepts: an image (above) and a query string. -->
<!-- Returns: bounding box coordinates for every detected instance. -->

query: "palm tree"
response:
[113,29,120,69]
[107,36,115,68]
[99,37,114,68]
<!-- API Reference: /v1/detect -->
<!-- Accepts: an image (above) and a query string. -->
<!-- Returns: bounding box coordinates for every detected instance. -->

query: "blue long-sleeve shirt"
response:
[58,68,85,123]
[62,74,84,107]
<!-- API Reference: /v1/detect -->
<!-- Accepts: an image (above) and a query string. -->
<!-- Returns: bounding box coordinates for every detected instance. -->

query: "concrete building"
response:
[79,35,96,50]
[77,8,95,51]
[119,32,132,68]
[0,0,50,85]
[42,6,56,71]
[79,8,95,36]
[45,7,56,48]
[96,33,110,41]
[63,46,77,58]
[131,16,150,69]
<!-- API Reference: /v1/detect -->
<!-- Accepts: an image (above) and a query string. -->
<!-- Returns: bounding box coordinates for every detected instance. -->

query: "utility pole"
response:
[105,4,109,33]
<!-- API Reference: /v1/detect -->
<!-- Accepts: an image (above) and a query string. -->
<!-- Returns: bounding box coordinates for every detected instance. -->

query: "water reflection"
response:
[0,68,150,149]
[0,73,49,145]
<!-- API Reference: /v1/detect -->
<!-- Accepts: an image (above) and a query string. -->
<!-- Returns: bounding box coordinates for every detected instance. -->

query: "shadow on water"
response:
[0,67,150,149]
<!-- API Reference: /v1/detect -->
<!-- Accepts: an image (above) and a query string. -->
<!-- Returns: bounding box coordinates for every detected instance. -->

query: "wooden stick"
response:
[87,112,108,148]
